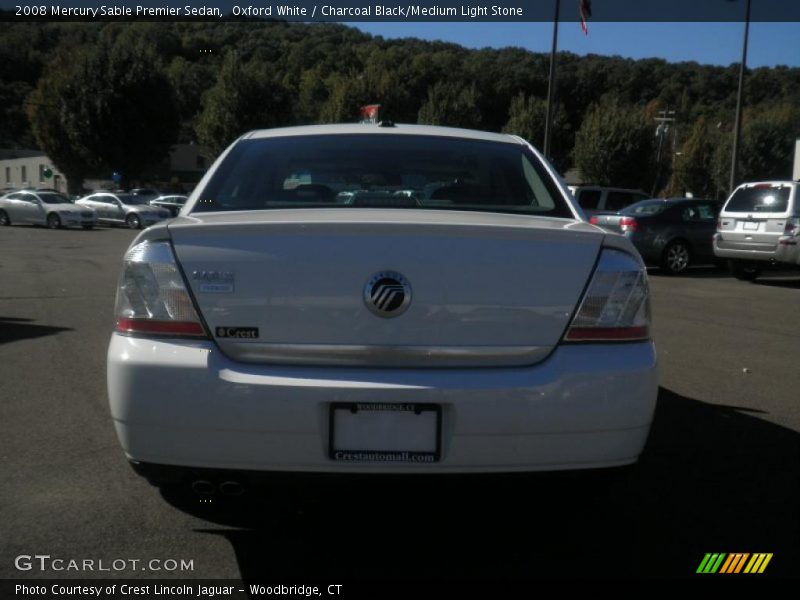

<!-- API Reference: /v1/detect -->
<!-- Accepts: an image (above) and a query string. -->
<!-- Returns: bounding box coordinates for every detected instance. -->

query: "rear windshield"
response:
[192,134,572,217]
[725,185,792,213]
[622,200,666,216]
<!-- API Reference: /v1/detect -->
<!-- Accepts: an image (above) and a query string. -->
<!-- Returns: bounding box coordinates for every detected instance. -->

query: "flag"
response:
[579,0,592,36]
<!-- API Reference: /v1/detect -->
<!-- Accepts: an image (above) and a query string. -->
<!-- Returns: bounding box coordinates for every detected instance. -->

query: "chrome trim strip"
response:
[217,343,551,368]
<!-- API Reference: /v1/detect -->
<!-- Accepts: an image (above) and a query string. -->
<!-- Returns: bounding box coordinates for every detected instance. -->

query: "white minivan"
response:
[714,181,800,280]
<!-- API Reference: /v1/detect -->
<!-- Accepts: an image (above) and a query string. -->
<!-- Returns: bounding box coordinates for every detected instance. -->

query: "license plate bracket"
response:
[329,403,441,463]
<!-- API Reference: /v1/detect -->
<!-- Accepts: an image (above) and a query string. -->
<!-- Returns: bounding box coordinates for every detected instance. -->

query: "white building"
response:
[0,150,67,192]
[0,144,211,194]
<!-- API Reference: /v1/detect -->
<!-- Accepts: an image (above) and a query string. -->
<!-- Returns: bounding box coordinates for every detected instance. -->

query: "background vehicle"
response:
[572,186,650,217]
[0,190,96,229]
[591,198,721,274]
[129,188,161,204]
[76,192,169,229]
[714,181,800,280]
[108,124,657,489]
[149,195,188,217]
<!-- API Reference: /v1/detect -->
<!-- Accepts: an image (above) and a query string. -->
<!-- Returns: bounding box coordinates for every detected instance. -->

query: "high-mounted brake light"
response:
[564,249,650,342]
[359,104,381,124]
[114,241,207,338]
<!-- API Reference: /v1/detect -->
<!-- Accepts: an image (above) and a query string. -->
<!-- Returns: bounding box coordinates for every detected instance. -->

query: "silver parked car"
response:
[76,192,170,229]
[714,181,800,280]
[0,190,97,229]
[591,198,721,274]
[571,186,650,217]
[149,195,188,217]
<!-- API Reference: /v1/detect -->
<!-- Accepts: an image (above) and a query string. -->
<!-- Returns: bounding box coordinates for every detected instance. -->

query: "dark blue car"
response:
[590,198,722,274]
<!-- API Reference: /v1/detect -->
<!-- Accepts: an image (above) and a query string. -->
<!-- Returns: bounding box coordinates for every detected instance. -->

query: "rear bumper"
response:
[713,235,780,262]
[714,234,800,266]
[776,239,800,266]
[107,334,658,474]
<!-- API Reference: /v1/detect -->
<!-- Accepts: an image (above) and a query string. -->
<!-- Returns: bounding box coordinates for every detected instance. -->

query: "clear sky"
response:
[351,22,800,68]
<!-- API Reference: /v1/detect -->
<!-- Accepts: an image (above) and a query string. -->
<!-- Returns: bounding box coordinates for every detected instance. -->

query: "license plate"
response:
[329,403,441,463]
[743,221,759,230]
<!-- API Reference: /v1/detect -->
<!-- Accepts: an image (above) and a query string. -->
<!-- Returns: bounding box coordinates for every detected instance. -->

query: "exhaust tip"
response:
[191,480,216,495]
[219,480,245,496]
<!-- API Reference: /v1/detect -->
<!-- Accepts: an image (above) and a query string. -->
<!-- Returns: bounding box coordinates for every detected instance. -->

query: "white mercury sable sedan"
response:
[107,124,657,491]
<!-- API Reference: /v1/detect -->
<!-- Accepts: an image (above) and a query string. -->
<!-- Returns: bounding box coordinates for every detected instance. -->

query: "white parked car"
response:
[0,190,97,229]
[107,124,657,492]
[76,192,169,229]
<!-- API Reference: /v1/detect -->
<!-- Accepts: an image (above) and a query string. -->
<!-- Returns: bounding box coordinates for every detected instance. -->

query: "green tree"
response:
[27,36,180,189]
[318,73,372,123]
[573,97,656,190]
[712,104,800,196]
[502,93,571,172]
[167,56,214,142]
[711,128,732,196]
[196,52,290,156]
[417,81,482,129]
[26,55,88,193]
[297,66,329,123]
[669,117,717,198]
[740,104,800,181]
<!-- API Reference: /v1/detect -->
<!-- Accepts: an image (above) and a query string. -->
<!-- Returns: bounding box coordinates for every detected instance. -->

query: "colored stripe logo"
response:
[697,553,773,574]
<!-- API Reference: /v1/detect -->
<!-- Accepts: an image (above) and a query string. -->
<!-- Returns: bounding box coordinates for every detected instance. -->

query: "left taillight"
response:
[564,248,650,342]
[114,240,207,338]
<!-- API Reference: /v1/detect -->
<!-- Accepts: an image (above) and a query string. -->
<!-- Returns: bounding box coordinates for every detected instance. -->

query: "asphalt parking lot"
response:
[1,224,798,580]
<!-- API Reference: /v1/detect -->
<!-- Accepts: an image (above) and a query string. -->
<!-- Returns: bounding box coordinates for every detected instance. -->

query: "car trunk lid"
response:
[168,209,603,367]
[590,212,626,233]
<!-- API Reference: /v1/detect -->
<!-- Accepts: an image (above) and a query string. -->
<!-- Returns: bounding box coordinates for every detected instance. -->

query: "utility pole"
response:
[729,0,751,192]
[543,0,560,160]
[652,108,676,196]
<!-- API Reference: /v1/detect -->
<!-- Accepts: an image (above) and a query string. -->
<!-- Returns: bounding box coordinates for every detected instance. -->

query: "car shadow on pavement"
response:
[752,276,800,289]
[162,387,799,579]
[648,266,731,279]
[0,317,73,344]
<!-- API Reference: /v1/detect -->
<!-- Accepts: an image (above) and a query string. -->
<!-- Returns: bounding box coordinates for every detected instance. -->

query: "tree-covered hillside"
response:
[2,18,799,193]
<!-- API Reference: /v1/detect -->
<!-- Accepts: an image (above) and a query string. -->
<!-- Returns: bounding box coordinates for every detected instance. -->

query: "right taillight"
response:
[564,248,650,342]
[114,240,207,338]
[619,216,638,232]
[784,217,800,236]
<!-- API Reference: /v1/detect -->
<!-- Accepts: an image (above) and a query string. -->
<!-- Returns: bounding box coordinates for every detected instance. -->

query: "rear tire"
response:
[661,240,691,275]
[46,213,61,229]
[126,214,141,229]
[728,259,760,281]
[0,210,10,226]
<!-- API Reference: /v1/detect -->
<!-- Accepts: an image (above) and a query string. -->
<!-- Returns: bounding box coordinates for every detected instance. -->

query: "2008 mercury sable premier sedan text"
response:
[107,124,657,487]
